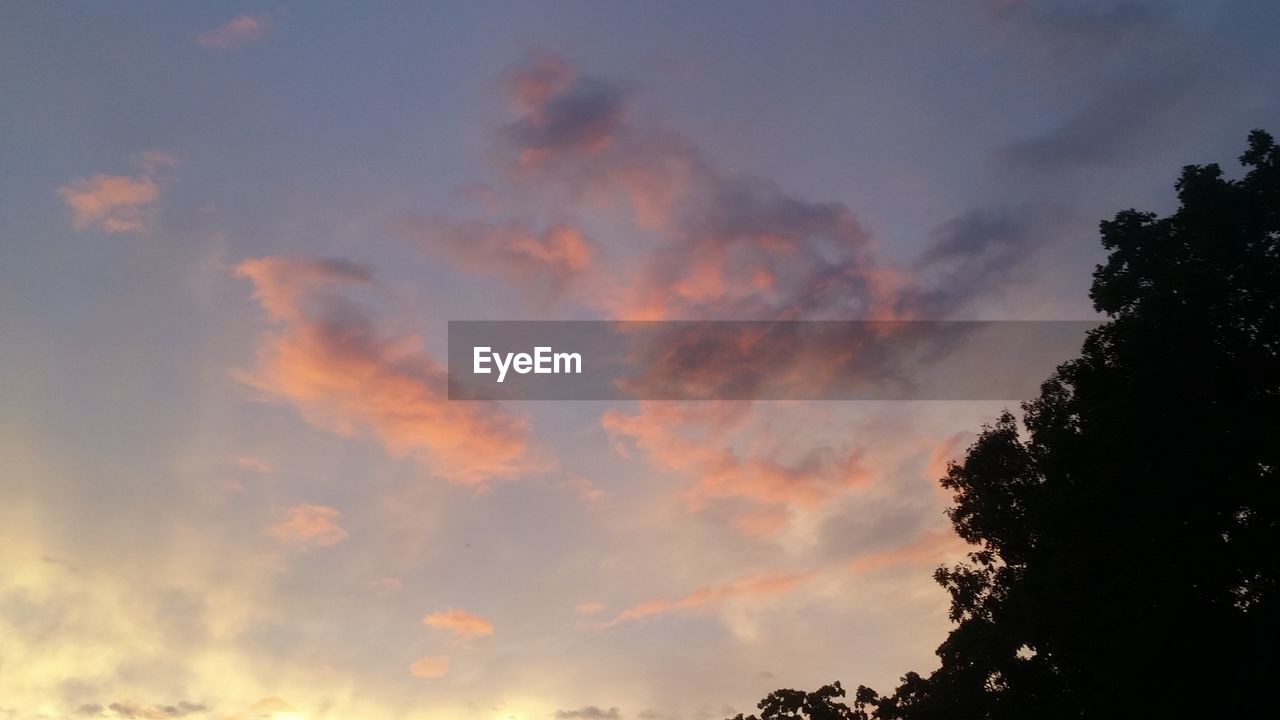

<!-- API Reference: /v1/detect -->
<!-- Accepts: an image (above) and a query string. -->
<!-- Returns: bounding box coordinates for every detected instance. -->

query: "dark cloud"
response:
[103,701,206,719]
[484,53,1085,533]
[978,0,1171,67]
[817,486,938,563]
[555,707,621,720]
[494,52,1051,326]
[399,218,597,306]
[993,69,1197,172]
[504,52,631,159]
[907,206,1061,315]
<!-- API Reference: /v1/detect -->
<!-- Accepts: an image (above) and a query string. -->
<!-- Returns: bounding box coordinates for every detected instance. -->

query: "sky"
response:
[2,2,1279,720]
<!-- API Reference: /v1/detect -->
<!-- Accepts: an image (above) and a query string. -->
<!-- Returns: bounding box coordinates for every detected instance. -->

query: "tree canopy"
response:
[729,131,1280,720]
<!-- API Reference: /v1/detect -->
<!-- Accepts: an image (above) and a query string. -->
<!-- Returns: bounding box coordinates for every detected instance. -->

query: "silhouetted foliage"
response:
[730,131,1280,719]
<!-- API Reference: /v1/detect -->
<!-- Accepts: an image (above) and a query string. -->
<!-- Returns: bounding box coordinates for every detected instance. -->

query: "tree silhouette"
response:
[729,131,1280,719]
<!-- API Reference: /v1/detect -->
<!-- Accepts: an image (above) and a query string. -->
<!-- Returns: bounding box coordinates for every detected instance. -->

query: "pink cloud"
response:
[562,477,605,503]
[602,402,868,525]
[57,150,176,235]
[267,503,349,548]
[230,455,272,474]
[371,577,404,596]
[235,257,549,485]
[575,602,607,617]
[605,571,815,626]
[402,219,597,305]
[197,14,271,49]
[925,432,971,481]
[422,608,494,639]
[848,530,967,575]
[409,655,450,679]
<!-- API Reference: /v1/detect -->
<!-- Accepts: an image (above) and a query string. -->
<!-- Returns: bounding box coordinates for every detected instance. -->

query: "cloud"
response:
[197,14,271,49]
[79,701,207,719]
[230,455,272,474]
[848,530,966,575]
[993,69,1197,172]
[235,256,548,485]
[401,218,597,304]
[602,402,868,527]
[422,608,494,639]
[266,504,349,548]
[249,697,294,715]
[57,150,176,235]
[492,52,1054,324]
[236,256,373,321]
[574,602,606,617]
[979,1,1216,174]
[495,53,893,323]
[370,577,403,596]
[503,50,631,166]
[903,206,1060,314]
[409,655,450,679]
[977,0,1170,68]
[555,707,620,720]
[562,477,605,503]
[605,571,814,626]
[480,54,1052,535]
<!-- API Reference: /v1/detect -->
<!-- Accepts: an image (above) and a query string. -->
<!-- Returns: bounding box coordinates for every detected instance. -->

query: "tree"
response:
[729,131,1280,719]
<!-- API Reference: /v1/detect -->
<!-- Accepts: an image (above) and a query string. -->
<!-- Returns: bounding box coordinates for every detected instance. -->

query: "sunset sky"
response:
[3,2,1279,720]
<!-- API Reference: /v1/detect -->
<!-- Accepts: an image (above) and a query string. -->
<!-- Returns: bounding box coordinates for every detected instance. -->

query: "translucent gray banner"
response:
[447,321,1099,401]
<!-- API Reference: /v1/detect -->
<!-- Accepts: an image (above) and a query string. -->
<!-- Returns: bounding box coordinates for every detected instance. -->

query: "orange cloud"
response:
[473,55,1039,538]
[732,507,790,538]
[849,530,966,575]
[422,608,494,638]
[402,219,596,305]
[371,577,404,596]
[575,602,607,617]
[230,455,272,474]
[562,477,605,503]
[602,402,868,524]
[267,503,349,548]
[197,13,271,49]
[235,256,548,485]
[501,51,628,166]
[57,150,175,235]
[606,571,814,626]
[925,432,970,482]
[409,655,450,679]
[251,697,295,714]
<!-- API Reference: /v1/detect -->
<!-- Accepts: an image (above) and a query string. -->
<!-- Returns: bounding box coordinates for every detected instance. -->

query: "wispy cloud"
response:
[575,602,607,617]
[602,401,868,533]
[848,530,966,575]
[472,53,1057,537]
[267,503,349,548]
[562,477,606,503]
[197,13,271,50]
[235,256,550,485]
[422,608,494,639]
[401,218,597,305]
[408,655,449,679]
[57,150,177,235]
[556,707,621,720]
[605,571,814,626]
